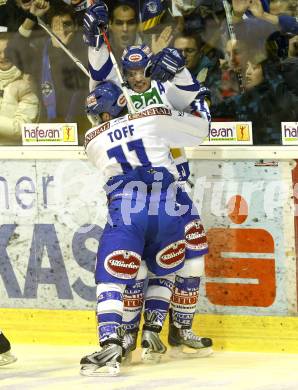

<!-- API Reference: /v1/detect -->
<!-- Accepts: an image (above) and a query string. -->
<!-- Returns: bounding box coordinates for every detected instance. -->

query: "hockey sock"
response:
[122,279,145,332]
[96,283,126,344]
[144,276,174,327]
[170,276,200,328]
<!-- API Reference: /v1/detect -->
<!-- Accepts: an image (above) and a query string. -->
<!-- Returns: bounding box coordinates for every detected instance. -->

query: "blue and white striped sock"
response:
[170,276,200,328]
[144,276,174,327]
[96,283,125,344]
[122,279,145,332]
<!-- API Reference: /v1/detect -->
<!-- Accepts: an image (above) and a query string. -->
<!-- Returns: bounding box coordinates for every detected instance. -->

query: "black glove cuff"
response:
[25,13,38,23]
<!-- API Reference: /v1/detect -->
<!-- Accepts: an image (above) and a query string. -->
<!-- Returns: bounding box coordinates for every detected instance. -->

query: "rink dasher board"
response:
[1,146,298,160]
[1,147,298,352]
[1,308,298,353]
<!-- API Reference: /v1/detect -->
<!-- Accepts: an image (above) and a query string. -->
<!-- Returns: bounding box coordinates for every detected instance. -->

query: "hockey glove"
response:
[197,85,211,102]
[190,90,212,123]
[145,47,185,82]
[83,1,109,47]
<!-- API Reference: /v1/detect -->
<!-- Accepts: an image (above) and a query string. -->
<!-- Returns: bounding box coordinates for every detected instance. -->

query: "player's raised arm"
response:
[83,1,119,88]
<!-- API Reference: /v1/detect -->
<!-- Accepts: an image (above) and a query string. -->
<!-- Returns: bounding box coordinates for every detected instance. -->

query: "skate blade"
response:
[0,352,17,366]
[170,345,213,358]
[80,362,120,377]
[141,348,163,364]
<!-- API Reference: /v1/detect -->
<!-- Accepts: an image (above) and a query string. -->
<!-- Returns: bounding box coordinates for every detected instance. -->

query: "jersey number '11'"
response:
[107,139,151,174]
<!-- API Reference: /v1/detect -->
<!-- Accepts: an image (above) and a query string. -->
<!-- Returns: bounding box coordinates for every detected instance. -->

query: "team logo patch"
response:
[156,240,185,269]
[147,1,158,13]
[117,94,127,107]
[185,220,208,251]
[128,53,142,62]
[172,286,199,305]
[124,294,143,308]
[41,82,53,97]
[104,250,141,279]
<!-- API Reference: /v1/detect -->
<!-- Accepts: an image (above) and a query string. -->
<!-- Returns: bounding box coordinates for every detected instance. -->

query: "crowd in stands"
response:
[0,0,297,145]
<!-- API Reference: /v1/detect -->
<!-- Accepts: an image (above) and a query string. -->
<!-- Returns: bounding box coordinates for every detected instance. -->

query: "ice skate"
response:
[122,329,138,365]
[80,341,123,377]
[141,312,167,363]
[0,332,17,366]
[0,351,17,366]
[168,324,213,357]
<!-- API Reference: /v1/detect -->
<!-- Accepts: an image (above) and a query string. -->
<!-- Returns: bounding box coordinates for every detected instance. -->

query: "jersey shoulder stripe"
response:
[85,121,111,148]
[89,56,113,82]
[175,83,200,92]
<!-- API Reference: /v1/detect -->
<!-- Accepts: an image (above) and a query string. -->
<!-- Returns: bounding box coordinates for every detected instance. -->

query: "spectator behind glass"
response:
[232,0,298,61]
[53,0,88,25]
[172,0,226,37]
[108,1,140,62]
[211,52,298,145]
[44,5,89,143]
[279,56,298,97]
[249,0,298,34]
[0,0,49,35]
[6,3,89,144]
[174,34,202,74]
[173,1,226,104]
[219,39,247,98]
[174,32,223,103]
[0,33,39,145]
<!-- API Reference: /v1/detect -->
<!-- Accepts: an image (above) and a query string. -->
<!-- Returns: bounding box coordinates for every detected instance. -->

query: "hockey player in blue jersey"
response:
[83,1,213,360]
[80,81,209,376]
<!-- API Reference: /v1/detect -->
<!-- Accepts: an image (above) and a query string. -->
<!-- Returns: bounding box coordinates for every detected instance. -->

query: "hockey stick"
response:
[100,28,136,114]
[37,16,90,77]
[222,0,245,92]
[87,0,136,113]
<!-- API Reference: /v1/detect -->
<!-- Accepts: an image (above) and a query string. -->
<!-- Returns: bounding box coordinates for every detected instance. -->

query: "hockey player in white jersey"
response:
[120,46,212,361]
[83,1,212,359]
[80,81,209,376]
[84,2,204,109]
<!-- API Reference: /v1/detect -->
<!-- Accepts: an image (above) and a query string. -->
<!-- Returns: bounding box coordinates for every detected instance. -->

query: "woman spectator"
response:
[0,33,39,145]
[6,3,89,144]
[211,52,298,144]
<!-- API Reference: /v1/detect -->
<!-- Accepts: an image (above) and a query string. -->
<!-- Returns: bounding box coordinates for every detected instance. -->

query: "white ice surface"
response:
[0,345,298,390]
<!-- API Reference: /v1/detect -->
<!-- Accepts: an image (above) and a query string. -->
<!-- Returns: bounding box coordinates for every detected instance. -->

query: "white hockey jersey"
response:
[88,46,201,112]
[88,45,210,181]
[84,105,208,183]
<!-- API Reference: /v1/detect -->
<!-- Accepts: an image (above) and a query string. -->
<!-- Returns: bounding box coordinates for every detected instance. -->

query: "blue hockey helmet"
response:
[86,81,127,118]
[121,44,153,72]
